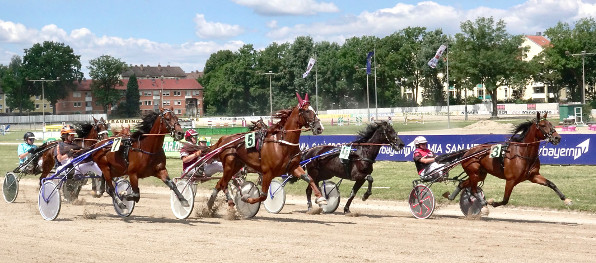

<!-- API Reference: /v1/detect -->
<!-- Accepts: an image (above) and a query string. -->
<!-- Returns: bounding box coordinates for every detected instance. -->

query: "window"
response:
[186,91,191,96]
[153,91,159,96]
[35,95,40,100]
[144,91,152,96]
[74,102,82,107]
[162,91,170,96]
[174,91,181,96]
[0,104,3,109]
[534,86,545,93]
[144,101,152,106]
[0,94,3,99]
[86,102,92,107]
[73,91,81,98]
[175,109,182,114]
[175,100,182,105]
[193,90,200,96]
[163,100,171,106]
[36,104,40,109]
[85,92,91,97]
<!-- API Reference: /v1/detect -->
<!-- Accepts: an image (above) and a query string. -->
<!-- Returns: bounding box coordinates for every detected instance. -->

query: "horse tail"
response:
[436,149,468,164]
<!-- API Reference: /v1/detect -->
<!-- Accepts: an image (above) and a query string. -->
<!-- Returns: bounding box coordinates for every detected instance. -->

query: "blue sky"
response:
[1,0,596,77]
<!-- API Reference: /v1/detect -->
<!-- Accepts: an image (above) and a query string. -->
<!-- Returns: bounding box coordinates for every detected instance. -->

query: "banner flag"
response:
[302,58,316,78]
[428,44,447,68]
[366,51,374,75]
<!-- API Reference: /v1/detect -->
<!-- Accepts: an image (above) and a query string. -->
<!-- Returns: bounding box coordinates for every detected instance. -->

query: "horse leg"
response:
[362,175,373,201]
[305,185,313,211]
[344,179,365,214]
[125,173,141,203]
[490,179,517,207]
[529,174,573,206]
[161,174,189,207]
[293,166,327,206]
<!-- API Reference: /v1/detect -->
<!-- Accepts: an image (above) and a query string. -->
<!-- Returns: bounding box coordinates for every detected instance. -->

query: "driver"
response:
[56,125,102,178]
[18,131,38,164]
[412,136,445,181]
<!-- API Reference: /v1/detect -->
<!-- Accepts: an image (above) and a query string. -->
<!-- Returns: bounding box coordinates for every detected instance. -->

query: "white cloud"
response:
[266,20,278,28]
[0,20,38,43]
[265,0,596,45]
[194,14,244,39]
[232,0,339,16]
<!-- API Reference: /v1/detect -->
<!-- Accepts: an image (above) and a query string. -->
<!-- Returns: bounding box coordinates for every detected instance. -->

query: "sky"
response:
[2,0,596,78]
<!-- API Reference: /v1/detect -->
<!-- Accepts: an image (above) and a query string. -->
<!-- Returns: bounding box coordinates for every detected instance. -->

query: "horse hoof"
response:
[487,198,495,205]
[315,197,327,205]
[362,194,371,201]
[481,206,490,216]
[442,192,450,199]
[564,198,573,206]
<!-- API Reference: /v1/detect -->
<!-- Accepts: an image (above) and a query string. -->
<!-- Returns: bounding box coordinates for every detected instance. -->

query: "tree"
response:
[453,17,529,118]
[124,74,140,117]
[88,55,128,114]
[1,56,35,112]
[21,41,83,114]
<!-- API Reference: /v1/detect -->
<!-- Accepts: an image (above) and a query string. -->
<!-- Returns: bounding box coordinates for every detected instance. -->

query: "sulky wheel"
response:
[170,179,195,219]
[112,179,135,217]
[263,179,286,214]
[320,181,340,213]
[234,181,261,218]
[408,184,435,219]
[3,172,19,203]
[38,181,62,221]
[459,187,485,217]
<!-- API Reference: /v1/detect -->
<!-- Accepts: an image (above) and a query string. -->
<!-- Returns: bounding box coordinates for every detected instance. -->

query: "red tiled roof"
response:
[526,35,551,47]
[74,78,203,91]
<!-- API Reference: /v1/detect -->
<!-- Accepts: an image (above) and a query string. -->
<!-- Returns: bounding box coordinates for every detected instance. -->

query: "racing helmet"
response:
[414,136,428,146]
[60,125,76,136]
[23,131,35,141]
[184,129,198,141]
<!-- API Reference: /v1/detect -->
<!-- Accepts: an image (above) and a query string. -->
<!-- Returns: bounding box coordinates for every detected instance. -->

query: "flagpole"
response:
[446,43,450,129]
[315,53,318,112]
[374,47,378,121]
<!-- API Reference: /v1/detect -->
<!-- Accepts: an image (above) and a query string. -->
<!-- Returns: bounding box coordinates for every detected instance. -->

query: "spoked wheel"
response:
[234,181,261,218]
[408,184,435,219]
[3,172,19,203]
[459,187,485,217]
[263,179,285,214]
[112,179,135,217]
[171,179,195,219]
[320,181,340,213]
[38,181,61,221]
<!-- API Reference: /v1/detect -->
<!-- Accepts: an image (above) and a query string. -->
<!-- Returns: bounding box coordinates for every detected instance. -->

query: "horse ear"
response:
[296,92,303,106]
[544,112,548,119]
[304,93,309,103]
[536,112,540,122]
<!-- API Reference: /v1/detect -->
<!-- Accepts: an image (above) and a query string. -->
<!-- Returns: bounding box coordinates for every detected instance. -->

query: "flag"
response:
[366,51,374,75]
[428,44,447,68]
[302,58,316,78]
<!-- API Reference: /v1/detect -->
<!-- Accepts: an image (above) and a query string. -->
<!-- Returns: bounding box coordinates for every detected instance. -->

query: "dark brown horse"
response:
[207,93,326,212]
[457,112,570,211]
[300,121,405,213]
[33,117,109,185]
[89,107,186,209]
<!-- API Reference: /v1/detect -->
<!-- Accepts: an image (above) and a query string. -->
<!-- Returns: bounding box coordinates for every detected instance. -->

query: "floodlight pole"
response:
[27,77,59,141]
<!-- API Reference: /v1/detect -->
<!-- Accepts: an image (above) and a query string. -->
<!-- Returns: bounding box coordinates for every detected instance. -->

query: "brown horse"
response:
[457,112,570,212]
[207,93,326,212]
[300,121,405,213]
[89,107,186,209]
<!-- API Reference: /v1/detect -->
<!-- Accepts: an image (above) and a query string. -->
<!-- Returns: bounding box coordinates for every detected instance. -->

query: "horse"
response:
[207,93,326,212]
[88,107,186,209]
[299,121,405,213]
[31,117,109,199]
[456,112,570,212]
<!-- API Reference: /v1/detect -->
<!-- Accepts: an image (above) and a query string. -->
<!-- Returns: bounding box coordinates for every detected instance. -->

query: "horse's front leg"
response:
[158,170,189,207]
[362,175,373,201]
[293,166,327,206]
[344,179,365,214]
[530,174,573,206]
[305,185,313,211]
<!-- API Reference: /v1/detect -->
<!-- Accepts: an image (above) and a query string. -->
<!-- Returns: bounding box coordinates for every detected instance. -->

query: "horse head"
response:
[159,107,184,141]
[297,93,324,135]
[95,117,109,140]
[535,112,561,145]
[377,121,405,151]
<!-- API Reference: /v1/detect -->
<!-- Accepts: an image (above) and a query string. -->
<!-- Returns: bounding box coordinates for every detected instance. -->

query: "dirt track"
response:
[1,179,595,263]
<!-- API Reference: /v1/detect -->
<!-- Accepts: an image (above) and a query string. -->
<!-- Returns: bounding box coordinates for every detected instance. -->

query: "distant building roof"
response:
[186,70,203,79]
[526,35,551,47]
[121,64,187,78]
[74,78,203,91]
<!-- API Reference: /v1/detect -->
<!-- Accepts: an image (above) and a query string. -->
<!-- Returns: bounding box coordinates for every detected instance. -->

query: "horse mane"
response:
[132,111,159,140]
[268,109,293,132]
[353,122,380,143]
[510,119,534,142]
[75,123,94,138]
[180,142,209,153]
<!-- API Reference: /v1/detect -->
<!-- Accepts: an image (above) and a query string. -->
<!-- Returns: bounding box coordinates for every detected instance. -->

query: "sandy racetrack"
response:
[1,179,595,263]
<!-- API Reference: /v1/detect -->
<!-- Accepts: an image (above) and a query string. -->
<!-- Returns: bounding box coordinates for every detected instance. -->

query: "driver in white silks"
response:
[55,125,103,178]
[412,136,446,181]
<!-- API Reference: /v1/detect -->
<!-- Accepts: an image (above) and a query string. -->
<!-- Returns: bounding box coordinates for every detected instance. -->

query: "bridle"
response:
[536,118,557,144]
[298,106,319,130]
[95,119,109,140]
[159,109,180,137]
[380,123,402,151]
